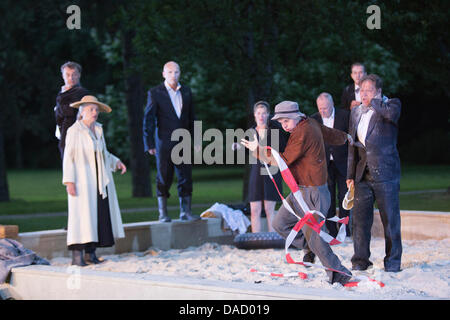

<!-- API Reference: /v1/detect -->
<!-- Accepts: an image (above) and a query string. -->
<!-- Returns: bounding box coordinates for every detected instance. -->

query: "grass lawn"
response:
[0,167,245,215]
[0,164,449,232]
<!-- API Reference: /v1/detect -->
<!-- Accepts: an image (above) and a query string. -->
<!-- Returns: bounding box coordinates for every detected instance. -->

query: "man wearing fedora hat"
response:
[242,100,354,285]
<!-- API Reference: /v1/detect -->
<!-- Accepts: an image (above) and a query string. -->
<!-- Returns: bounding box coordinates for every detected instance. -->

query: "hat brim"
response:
[70,101,112,113]
[271,112,302,121]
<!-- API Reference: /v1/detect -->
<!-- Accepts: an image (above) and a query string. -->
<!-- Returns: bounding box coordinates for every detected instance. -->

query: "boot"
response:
[179,196,200,221]
[85,249,105,264]
[71,249,87,267]
[158,196,171,222]
[302,250,316,267]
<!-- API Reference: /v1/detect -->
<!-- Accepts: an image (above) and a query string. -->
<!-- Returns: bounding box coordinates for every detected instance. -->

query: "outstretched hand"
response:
[240,134,259,152]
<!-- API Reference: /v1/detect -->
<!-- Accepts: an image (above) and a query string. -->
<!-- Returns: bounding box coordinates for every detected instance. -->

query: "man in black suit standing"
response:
[143,61,200,222]
[340,62,366,111]
[311,93,350,238]
[346,74,402,272]
[54,61,89,159]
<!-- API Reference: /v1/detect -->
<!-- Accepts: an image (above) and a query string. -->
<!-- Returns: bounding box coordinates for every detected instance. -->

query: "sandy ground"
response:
[51,238,450,299]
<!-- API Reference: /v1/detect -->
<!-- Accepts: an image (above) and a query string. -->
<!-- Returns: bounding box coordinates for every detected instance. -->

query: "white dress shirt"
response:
[322,107,335,160]
[357,108,374,147]
[164,80,183,118]
[355,84,361,102]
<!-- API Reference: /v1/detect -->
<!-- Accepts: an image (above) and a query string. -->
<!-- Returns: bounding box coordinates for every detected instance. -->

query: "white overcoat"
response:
[63,120,125,246]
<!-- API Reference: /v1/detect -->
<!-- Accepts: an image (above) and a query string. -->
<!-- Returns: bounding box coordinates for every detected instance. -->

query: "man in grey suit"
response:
[346,74,402,272]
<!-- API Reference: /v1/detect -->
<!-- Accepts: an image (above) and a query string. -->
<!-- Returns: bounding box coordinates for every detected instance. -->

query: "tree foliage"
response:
[0,0,448,201]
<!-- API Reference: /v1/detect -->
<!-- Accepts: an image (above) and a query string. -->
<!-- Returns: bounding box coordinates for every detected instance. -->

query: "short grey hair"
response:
[316,92,334,106]
[76,103,97,120]
[76,104,85,120]
[60,61,82,74]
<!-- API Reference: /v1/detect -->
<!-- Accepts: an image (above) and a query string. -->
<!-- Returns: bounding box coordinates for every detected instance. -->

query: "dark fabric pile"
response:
[0,239,50,283]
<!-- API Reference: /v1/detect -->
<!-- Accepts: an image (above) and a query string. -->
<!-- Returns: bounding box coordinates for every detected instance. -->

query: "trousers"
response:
[351,177,402,271]
[272,184,352,282]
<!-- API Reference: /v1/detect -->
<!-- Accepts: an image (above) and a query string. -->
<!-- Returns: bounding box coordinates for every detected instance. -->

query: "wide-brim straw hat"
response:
[271,101,305,121]
[70,95,112,113]
[342,183,355,210]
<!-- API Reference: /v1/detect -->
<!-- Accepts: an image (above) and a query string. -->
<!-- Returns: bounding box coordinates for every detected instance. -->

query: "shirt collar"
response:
[61,83,80,93]
[78,120,102,133]
[164,80,181,92]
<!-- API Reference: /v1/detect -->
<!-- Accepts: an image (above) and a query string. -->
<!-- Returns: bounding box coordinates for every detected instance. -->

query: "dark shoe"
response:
[352,261,373,271]
[158,196,171,222]
[85,251,105,265]
[302,250,315,267]
[330,271,352,286]
[71,249,87,267]
[385,267,401,273]
[179,196,200,221]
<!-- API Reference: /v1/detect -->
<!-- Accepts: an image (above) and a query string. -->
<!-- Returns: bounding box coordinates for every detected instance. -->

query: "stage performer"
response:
[311,93,351,237]
[54,61,89,159]
[346,74,402,272]
[246,101,288,232]
[143,61,200,222]
[340,62,366,111]
[63,95,127,266]
[241,101,354,285]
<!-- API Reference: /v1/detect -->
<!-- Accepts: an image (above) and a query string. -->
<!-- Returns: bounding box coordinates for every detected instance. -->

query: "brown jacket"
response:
[256,117,348,187]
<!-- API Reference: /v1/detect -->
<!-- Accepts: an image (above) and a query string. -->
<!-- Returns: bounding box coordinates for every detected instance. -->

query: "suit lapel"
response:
[179,86,188,119]
[351,87,356,101]
[317,115,323,125]
[333,108,340,129]
[160,84,179,119]
[352,107,363,138]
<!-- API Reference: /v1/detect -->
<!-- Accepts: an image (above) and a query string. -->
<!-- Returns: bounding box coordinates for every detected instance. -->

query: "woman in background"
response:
[247,101,287,232]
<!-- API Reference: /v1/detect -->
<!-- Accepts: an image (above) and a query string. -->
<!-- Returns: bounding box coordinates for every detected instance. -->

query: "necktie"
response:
[355,87,360,94]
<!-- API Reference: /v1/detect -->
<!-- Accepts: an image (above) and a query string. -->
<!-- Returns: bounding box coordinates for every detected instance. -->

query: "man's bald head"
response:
[162,61,181,88]
[316,92,334,119]
[163,61,180,72]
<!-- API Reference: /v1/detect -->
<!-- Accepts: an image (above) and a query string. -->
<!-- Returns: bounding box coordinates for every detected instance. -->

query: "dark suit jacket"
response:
[311,108,350,176]
[143,83,195,152]
[347,98,401,183]
[340,83,356,110]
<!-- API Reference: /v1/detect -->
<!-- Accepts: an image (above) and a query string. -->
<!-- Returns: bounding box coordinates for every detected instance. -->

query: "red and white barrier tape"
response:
[250,268,308,279]
[250,146,384,288]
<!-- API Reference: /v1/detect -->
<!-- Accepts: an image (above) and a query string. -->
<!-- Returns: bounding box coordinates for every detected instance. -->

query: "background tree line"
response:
[0,0,448,202]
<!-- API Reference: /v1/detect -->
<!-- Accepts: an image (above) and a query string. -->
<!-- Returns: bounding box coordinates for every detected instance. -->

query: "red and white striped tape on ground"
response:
[250,268,308,279]
[249,146,384,288]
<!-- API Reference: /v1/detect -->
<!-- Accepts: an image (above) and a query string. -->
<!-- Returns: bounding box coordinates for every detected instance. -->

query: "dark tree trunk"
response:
[0,125,10,202]
[123,29,152,197]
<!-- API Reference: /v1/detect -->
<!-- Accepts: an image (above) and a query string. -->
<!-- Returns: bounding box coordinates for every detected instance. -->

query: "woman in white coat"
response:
[63,95,127,266]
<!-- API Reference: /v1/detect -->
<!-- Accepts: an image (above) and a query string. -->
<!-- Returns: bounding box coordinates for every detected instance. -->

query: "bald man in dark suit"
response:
[143,61,199,223]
